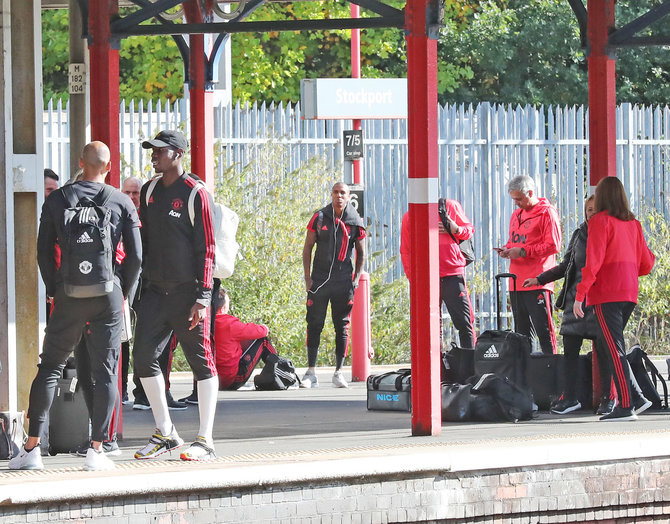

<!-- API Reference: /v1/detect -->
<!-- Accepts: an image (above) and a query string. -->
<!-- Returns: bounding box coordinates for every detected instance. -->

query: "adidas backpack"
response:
[145,176,240,279]
[60,184,115,298]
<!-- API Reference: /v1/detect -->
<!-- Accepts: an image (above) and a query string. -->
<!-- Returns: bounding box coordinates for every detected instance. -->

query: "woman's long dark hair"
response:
[595,177,635,221]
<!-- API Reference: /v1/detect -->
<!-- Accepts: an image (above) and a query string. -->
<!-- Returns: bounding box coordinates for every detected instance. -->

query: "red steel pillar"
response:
[184,1,215,192]
[587,0,617,187]
[405,0,441,435]
[89,0,120,188]
[349,3,372,382]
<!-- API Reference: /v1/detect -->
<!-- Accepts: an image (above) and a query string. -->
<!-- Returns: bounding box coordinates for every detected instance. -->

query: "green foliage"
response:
[42,9,70,103]
[626,206,670,353]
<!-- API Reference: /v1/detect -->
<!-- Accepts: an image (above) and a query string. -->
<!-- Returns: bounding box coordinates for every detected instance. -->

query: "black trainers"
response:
[599,406,637,421]
[166,390,188,411]
[550,398,581,415]
[596,397,617,415]
[634,396,652,415]
[178,391,198,405]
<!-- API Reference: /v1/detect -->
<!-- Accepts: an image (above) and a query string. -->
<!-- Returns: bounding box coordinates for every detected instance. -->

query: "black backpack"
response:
[626,344,668,410]
[253,355,299,390]
[60,184,115,298]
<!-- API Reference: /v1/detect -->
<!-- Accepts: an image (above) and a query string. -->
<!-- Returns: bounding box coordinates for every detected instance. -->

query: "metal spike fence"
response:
[44,99,670,331]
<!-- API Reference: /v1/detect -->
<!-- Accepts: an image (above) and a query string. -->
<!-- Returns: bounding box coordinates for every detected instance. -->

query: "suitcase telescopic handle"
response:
[494,273,518,331]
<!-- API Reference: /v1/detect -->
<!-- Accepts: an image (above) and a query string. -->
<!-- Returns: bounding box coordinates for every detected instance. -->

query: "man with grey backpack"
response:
[9,141,141,471]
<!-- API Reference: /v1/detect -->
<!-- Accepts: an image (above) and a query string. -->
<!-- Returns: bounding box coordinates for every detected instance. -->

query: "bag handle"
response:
[495,273,518,331]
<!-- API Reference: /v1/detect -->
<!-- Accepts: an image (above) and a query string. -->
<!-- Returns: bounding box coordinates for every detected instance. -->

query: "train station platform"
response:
[2,365,670,523]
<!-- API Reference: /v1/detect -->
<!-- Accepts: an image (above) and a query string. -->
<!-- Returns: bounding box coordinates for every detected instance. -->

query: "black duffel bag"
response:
[441,342,475,384]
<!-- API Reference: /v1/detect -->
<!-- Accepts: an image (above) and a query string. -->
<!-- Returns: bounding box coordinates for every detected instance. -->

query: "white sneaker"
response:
[180,436,216,461]
[84,447,115,471]
[332,371,348,388]
[300,371,318,388]
[8,446,44,470]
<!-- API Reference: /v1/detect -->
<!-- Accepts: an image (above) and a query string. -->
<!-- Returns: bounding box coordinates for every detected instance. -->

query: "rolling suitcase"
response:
[474,273,532,389]
[48,376,89,455]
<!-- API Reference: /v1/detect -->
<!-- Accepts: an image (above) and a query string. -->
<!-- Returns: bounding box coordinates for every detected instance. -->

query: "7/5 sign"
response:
[343,130,364,160]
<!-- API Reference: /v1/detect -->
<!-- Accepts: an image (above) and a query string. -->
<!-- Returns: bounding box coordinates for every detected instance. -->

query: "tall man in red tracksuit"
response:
[496,175,561,354]
[400,199,477,349]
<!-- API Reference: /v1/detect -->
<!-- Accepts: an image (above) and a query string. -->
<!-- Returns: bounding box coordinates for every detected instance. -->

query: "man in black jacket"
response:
[132,130,218,462]
[9,141,141,471]
[302,182,366,389]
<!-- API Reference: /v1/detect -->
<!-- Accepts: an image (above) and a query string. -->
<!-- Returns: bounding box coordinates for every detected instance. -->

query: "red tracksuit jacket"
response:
[504,197,561,292]
[575,211,655,305]
[400,200,475,279]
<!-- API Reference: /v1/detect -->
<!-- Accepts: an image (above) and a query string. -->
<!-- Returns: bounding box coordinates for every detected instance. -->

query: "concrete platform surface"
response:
[2,364,670,506]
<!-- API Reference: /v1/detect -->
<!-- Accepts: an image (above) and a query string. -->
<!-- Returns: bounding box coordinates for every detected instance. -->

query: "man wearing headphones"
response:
[302,182,366,388]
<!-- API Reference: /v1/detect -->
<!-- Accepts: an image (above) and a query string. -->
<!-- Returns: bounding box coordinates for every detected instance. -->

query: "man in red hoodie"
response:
[496,175,561,354]
[400,199,476,349]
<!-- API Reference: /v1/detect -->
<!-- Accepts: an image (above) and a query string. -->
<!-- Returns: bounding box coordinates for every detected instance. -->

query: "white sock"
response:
[140,375,173,436]
[197,376,218,444]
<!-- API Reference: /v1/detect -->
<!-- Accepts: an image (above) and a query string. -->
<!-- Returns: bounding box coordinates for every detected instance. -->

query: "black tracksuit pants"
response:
[510,290,558,354]
[28,286,123,443]
[593,301,640,410]
[133,286,216,381]
[440,275,476,349]
[306,277,355,369]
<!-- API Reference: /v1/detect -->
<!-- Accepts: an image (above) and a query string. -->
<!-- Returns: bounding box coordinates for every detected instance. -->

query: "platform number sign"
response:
[348,184,364,219]
[343,130,364,160]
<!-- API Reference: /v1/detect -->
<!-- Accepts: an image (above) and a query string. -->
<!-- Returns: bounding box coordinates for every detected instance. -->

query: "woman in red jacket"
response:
[574,177,655,421]
[214,288,278,390]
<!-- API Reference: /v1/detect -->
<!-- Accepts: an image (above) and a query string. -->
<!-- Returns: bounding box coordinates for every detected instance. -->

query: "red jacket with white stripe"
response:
[575,211,655,305]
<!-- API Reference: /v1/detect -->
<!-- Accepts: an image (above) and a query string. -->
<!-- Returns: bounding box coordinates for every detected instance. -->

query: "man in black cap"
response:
[132,130,219,461]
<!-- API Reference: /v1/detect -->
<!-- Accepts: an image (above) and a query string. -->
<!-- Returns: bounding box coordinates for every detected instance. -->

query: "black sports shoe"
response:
[71,439,122,457]
[596,398,616,416]
[166,391,188,411]
[634,396,652,415]
[178,390,198,405]
[133,397,151,411]
[599,406,637,421]
[550,398,581,415]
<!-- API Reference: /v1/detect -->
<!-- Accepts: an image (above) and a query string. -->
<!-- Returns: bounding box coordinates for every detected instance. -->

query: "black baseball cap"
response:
[142,130,188,152]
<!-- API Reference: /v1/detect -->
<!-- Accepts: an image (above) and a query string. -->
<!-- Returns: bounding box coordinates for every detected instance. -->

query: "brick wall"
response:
[4,457,670,523]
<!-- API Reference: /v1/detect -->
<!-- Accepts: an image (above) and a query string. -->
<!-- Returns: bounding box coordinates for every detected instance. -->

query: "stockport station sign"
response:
[301,78,407,120]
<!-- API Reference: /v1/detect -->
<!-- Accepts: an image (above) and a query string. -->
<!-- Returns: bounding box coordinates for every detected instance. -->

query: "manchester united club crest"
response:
[172,198,184,210]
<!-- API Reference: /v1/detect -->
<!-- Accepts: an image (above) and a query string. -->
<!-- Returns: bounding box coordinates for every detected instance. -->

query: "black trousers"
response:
[510,290,558,354]
[306,278,355,369]
[222,337,277,390]
[28,286,123,443]
[593,301,638,409]
[133,287,216,381]
[440,274,476,349]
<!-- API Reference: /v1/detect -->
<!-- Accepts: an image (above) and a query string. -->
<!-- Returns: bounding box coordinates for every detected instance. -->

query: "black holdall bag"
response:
[367,369,412,412]
[254,354,299,390]
[438,198,475,266]
[441,342,475,384]
[474,273,532,389]
[626,344,668,410]
[60,185,116,298]
[469,373,535,422]
[441,382,472,422]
